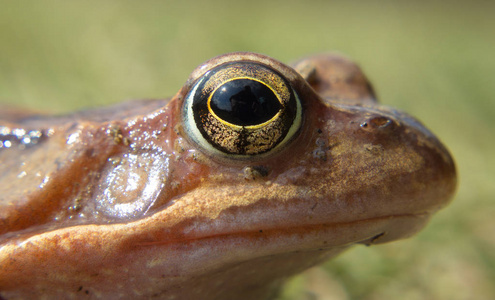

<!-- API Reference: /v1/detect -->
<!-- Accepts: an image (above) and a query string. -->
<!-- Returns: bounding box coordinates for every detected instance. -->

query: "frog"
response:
[0,52,456,299]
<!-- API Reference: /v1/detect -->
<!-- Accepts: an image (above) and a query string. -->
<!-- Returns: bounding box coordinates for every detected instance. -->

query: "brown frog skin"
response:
[0,52,456,299]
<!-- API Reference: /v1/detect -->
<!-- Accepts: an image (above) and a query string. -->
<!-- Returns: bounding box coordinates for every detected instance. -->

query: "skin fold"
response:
[0,52,456,299]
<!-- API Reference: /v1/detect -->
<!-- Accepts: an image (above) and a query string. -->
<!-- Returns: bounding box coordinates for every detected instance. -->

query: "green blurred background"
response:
[1,0,493,299]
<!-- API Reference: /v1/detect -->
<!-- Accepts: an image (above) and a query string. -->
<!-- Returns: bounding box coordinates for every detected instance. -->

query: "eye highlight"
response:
[182,62,302,158]
[208,78,282,127]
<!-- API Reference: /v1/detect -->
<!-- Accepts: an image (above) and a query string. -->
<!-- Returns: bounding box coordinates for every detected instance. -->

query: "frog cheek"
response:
[182,62,302,159]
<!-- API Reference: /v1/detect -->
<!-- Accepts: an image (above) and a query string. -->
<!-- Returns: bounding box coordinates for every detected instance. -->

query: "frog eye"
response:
[182,62,302,158]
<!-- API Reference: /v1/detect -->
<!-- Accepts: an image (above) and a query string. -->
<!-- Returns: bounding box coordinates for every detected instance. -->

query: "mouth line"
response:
[0,212,429,256]
[134,212,429,248]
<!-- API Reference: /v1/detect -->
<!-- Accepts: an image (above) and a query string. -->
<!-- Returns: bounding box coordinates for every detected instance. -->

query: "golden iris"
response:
[183,62,301,157]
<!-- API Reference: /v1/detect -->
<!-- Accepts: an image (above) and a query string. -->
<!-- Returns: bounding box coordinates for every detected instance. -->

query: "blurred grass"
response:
[1,0,494,299]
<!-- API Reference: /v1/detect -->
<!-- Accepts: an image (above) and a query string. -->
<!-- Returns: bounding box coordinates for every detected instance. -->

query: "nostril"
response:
[360,116,394,131]
[370,116,392,127]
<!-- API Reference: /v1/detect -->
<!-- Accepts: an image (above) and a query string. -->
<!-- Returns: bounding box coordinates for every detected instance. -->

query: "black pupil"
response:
[209,79,282,126]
